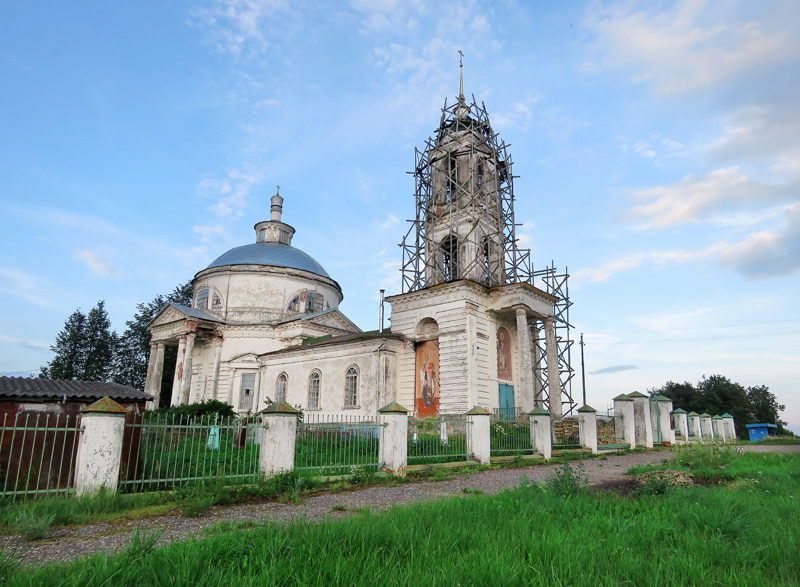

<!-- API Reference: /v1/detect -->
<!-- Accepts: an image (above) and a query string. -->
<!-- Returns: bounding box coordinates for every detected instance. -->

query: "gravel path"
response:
[4,445,797,567]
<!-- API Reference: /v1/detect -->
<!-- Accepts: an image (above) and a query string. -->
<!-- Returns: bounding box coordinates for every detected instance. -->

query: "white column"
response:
[688,413,702,439]
[379,402,409,475]
[210,338,223,401]
[515,308,535,415]
[712,417,725,441]
[180,333,196,405]
[543,317,562,417]
[660,399,675,444]
[674,410,689,443]
[144,343,157,397]
[466,407,491,465]
[613,395,636,448]
[171,337,186,406]
[259,404,300,477]
[700,414,714,439]
[578,406,598,454]
[148,343,166,410]
[529,407,552,460]
[532,323,543,407]
[465,304,479,410]
[628,392,653,448]
[74,398,128,496]
[723,414,736,441]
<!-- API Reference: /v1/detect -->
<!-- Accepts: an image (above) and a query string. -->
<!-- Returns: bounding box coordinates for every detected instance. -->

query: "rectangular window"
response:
[344,368,358,408]
[239,373,255,411]
[308,372,320,409]
[279,230,291,244]
[196,289,209,310]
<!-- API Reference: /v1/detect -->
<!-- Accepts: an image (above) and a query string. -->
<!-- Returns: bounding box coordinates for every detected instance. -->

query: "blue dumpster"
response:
[745,423,777,441]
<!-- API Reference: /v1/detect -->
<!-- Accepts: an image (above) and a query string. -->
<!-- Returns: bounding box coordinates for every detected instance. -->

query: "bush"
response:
[544,459,588,497]
[152,399,237,421]
[16,510,55,540]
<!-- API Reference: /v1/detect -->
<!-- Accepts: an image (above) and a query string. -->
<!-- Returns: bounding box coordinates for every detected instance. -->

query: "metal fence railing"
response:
[119,413,262,491]
[597,413,630,450]
[408,415,472,465]
[492,407,524,421]
[294,413,381,476]
[551,417,581,450]
[490,415,533,456]
[0,412,82,499]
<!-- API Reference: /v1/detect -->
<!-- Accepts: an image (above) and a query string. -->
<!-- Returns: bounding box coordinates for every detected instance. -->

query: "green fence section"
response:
[551,417,581,450]
[0,413,82,499]
[120,413,262,491]
[490,417,533,456]
[408,416,471,465]
[294,414,381,476]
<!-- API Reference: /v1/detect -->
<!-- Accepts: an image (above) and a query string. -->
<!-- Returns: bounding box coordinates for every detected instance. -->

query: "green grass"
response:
[294,432,379,475]
[6,452,799,586]
[407,434,469,465]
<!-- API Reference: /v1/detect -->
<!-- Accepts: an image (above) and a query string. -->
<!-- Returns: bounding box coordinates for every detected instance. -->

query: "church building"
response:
[145,75,574,418]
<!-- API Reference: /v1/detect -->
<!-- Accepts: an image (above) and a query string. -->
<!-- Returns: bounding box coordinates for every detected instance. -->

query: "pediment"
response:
[307,310,361,333]
[150,305,189,328]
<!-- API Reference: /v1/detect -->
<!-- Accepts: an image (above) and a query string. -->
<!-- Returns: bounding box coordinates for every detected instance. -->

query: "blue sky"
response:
[1,0,798,431]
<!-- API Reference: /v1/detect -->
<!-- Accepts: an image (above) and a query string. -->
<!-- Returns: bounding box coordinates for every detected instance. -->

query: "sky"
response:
[1,0,798,432]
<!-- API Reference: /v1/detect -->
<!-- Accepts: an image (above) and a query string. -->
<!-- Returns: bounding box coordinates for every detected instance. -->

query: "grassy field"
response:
[4,448,798,586]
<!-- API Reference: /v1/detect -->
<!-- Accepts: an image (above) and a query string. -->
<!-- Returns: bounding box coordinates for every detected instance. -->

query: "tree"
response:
[40,301,116,381]
[112,281,192,390]
[747,385,787,430]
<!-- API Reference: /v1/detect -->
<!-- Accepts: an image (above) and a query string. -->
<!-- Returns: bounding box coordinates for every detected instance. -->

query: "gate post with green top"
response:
[466,406,491,465]
[722,413,736,441]
[700,413,714,439]
[628,391,653,448]
[577,405,598,454]
[379,402,409,476]
[687,412,702,439]
[258,401,300,478]
[74,397,128,497]
[712,415,725,441]
[673,408,689,443]
[613,394,636,449]
[529,407,551,460]
[652,395,674,445]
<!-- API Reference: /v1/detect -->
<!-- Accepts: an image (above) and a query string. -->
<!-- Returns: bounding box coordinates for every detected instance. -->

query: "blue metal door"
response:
[499,383,515,420]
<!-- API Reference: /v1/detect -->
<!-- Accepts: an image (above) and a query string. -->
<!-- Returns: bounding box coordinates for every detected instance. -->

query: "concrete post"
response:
[628,392,653,448]
[652,395,674,445]
[74,398,128,497]
[687,412,702,440]
[577,405,598,454]
[466,406,492,465]
[712,416,725,441]
[171,336,186,406]
[613,394,636,449]
[543,317,562,417]
[722,413,736,441]
[515,308,535,415]
[150,343,165,409]
[210,338,223,401]
[532,323,543,407]
[673,408,689,443]
[529,407,552,460]
[379,402,409,475]
[180,333,196,405]
[144,343,157,399]
[258,401,300,478]
[700,414,714,439]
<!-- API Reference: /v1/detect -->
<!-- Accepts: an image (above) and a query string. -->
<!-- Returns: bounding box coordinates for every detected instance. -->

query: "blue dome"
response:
[206,242,331,278]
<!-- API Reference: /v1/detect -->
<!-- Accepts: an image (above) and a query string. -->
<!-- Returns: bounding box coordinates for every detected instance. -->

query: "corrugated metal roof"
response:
[170,303,224,323]
[0,377,154,401]
[206,242,331,278]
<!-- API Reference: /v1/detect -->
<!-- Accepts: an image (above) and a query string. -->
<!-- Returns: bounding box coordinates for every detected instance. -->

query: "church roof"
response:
[206,242,331,279]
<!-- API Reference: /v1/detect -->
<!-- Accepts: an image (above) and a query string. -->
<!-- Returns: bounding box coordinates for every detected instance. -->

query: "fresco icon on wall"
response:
[497,327,512,381]
[415,339,439,417]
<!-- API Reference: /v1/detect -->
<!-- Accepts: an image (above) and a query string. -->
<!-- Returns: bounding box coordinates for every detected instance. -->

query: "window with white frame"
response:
[308,370,321,409]
[239,372,256,411]
[344,366,358,408]
[276,373,287,403]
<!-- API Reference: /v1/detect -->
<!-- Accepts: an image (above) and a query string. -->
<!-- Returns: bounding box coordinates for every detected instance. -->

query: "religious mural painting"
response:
[415,339,439,417]
[496,327,512,380]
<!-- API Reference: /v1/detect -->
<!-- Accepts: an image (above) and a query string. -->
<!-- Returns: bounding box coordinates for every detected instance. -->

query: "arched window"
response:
[196,288,209,310]
[441,235,458,282]
[288,291,325,314]
[344,366,358,408]
[308,370,321,409]
[276,373,287,403]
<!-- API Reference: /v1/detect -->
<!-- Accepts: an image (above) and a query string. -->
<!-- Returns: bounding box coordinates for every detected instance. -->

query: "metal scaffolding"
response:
[399,94,575,415]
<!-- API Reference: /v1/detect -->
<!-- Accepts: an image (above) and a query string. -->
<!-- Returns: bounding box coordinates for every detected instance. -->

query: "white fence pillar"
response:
[700,414,714,440]
[628,392,653,448]
[673,409,689,443]
[712,416,725,441]
[577,405,598,454]
[379,402,409,476]
[258,401,300,477]
[466,406,492,465]
[613,394,636,448]
[722,413,736,441]
[687,412,702,440]
[529,407,552,460]
[74,397,128,497]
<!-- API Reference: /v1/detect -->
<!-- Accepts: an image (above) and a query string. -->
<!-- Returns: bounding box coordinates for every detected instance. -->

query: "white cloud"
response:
[581,0,800,95]
[0,267,59,309]
[373,213,399,231]
[73,249,125,279]
[193,224,231,244]
[189,0,290,56]
[0,333,50,353]
[199,167,265,217]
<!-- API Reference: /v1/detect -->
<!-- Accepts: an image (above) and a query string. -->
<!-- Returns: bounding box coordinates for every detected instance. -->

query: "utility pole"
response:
[580,333,586,407]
